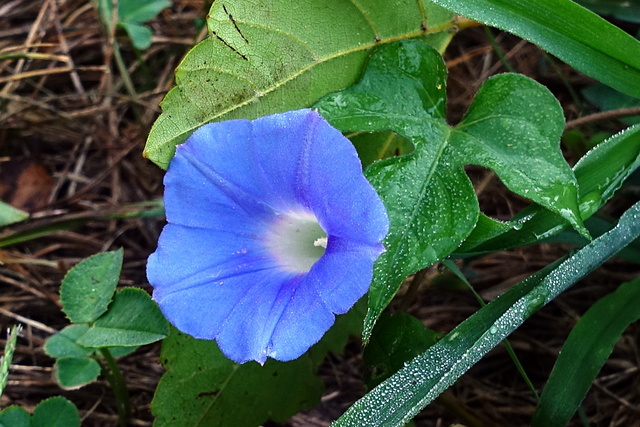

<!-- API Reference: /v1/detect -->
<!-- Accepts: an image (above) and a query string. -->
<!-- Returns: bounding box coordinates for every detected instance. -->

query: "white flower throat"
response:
[265,211,328,273]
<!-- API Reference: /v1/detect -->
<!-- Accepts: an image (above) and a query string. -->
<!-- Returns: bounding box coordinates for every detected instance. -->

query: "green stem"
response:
[483,27,517,73]
[99,348,130,426]
[442,259,539,399]
[544,52,585,116]
[112,41,142,121]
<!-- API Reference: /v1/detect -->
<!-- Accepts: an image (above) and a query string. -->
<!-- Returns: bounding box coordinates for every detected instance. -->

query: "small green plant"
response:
[95,0,171,50]
[92,0,172,119]
[43,249,168,426]
[0,396,80,427]
[1,326,80,427]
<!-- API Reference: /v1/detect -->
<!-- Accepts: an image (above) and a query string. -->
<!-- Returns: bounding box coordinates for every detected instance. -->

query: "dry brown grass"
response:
[0,2,638,426]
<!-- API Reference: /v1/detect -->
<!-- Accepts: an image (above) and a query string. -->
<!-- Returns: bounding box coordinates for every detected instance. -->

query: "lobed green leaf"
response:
[458,123,640,253]
[315,40,586,339]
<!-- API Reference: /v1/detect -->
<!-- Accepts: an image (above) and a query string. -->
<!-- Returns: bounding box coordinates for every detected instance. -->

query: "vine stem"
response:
[99,348,131,427]
[565,106,640,130]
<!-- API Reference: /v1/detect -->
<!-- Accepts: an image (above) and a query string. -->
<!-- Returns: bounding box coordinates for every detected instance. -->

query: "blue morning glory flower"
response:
[147,109,389,364]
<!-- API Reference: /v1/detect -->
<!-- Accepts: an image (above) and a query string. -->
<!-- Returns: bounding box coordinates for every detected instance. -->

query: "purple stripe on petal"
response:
[215,272,304,364]
[156,268,296,343]
[148,224,274,296]
[267,276,335,362]
[303,112,389,244]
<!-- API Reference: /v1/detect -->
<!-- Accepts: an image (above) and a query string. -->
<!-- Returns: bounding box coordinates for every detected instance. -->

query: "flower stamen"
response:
[313,237,328,248]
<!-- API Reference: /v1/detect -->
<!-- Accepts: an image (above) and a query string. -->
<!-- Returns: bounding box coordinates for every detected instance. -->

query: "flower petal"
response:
[148,224,273,301]
[164,120,278,228]
[147,109,390,364]
[157,265,295,352]
[309,237,383,313]
[214,272,304,364]
[298,111,389,244]
[265,276,335,362]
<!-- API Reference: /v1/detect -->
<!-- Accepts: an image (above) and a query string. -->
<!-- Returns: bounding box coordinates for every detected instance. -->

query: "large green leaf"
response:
[457,123,640,253]
[143,0,456,168]
[59,249,123,324]
[432,0,640,98]
[333,199,640,426]
[532,277,640,426]
[152,329,323,427]
[153,302,364,426]
[315,40,586,339]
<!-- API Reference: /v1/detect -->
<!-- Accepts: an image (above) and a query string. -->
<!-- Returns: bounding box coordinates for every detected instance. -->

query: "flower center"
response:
[265,211,328,273]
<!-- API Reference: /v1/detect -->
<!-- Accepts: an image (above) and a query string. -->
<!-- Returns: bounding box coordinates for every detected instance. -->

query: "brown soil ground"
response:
[1,2,638,426]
